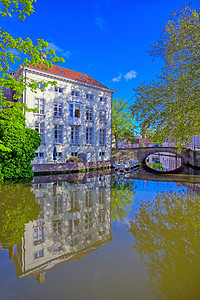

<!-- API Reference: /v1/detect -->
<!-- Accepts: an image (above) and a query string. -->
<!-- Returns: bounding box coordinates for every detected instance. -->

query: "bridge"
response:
[112,147,190,165]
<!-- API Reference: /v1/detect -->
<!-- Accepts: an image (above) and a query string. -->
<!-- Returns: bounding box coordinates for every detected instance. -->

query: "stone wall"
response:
[32,160,114,175]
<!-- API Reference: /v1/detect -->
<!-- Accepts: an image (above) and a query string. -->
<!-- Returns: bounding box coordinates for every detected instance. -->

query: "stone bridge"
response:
[112,147,190,165]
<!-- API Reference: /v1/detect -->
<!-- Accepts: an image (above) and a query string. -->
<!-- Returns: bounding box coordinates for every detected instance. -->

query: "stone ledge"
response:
[32,160,115,175]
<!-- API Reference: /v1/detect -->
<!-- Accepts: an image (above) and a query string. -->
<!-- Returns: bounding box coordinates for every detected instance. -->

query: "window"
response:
[35,122,44,142]
[69,191,79,211]
[100,97,106,103]
[35,152,44,158]
[86,107,93,121]
[98,209,106,223]
[71,126,79,144]
[99,151,105,157]
[54,102,63,117]
[85,212,92,228]
[86,93,94,100]
[35,98,44,114]
[69,103,80,118]
[53,221,62,237]
[58,152,62,157]
[52,242,63,254]
[99,110,106,123]
[54,125,63,144]
[68,218,80,235]
[34,249,44,259]
[33,226,44,244]
[99,187,105,204]
[55,86,63,93]
[86,190,92,207]
[99,129,106,145]
[71,90,80,97]
[71,152,78,157]
[86,127,93,144]
[54,195,63,215]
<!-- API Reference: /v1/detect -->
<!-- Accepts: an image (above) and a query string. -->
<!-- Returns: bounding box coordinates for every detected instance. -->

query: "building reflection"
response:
[147,152,182,171]
[13,175,113,283]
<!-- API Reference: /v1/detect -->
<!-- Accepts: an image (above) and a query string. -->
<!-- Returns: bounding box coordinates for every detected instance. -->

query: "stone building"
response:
[14,63,115,164]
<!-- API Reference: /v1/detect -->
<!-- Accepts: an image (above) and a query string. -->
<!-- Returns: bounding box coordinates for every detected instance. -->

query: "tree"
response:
[112,98,135,148]
[0,106,41,180]
[128,189,200,299]
[132,5,200,149]
[0,182,40,248]
[111,177,135,222]
[0,0,64,108]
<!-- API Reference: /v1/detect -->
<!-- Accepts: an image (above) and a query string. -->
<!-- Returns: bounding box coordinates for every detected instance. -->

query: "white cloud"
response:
[112,73,122,82]
[95,17,107,32]
[45,42,71,58]
[124,70,137,80]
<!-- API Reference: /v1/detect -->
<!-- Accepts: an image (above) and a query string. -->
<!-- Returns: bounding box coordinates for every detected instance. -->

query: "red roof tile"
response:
[28,64,112,90]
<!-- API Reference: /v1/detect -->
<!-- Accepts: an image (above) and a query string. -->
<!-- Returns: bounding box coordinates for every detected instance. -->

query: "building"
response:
[13,175,113,283]
[14,62,115,164]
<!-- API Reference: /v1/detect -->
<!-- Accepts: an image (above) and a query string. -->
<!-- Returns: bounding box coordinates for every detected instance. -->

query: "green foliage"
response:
[0,0,65,108]
[129,189,200,299]
[0,182,40,248]
[132,5,200,149]
[150,162,163,171]
[112,98,135,148]
[111,177,135,222]
[0,106,41,180]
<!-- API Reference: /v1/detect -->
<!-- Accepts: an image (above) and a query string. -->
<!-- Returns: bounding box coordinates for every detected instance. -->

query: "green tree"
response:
[132,5,200,149]
[129,189,200,299]
[0,182,40,248]
[112,98,135,149]
[111,177,135,222]
[0,0,64,108]
[0,106,41,180]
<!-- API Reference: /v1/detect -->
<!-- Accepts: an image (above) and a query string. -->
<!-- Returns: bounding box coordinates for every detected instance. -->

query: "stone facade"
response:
[15,64,115,165]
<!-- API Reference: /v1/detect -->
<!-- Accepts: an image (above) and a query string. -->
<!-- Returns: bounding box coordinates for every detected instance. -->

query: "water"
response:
[1,169,200,300]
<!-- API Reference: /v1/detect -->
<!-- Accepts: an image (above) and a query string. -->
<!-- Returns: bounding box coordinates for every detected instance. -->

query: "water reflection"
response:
[13,175,113,283]
[128,188,200,299]
[0,183,40,251]
[146,152,182,171]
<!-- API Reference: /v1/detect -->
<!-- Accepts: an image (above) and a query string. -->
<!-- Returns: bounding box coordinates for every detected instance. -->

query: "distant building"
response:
[12,62,115,164]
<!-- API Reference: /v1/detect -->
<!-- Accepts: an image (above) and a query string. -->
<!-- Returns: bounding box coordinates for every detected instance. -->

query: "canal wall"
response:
[32,160,114,175]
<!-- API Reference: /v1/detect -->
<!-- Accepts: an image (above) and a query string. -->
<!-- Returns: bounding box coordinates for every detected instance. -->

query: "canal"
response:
[1,166,200,300]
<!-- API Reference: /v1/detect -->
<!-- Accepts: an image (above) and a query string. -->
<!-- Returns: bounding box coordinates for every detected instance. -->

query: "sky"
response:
[2,0,200,104]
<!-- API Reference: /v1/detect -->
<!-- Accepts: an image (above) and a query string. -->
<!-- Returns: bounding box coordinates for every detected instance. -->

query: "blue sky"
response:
[3,0,200,104]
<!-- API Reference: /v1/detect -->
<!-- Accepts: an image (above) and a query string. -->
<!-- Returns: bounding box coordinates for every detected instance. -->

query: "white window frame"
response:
[99,97,106,103]
[69,103,81,118]
[34,249,44,260]
[54,124,63,144]
[86,107,93,121]
[53,220,62,237]
[99,110,106,123]
[55,86,63,93]
[71,90,80,97]
[33,226,44,245]
[86,127,93,145]
[86,93,94,100]
[54,102,63,117]
[99,129,106,145]
[34,98,45,115]
[35,122,45,143]
[71,126,79,145]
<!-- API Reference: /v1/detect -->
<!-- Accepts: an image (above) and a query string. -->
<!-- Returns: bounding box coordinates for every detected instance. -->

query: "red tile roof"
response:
[28,64,112,90]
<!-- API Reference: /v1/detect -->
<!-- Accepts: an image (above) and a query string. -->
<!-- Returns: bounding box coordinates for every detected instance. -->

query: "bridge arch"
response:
[140,149,189,165]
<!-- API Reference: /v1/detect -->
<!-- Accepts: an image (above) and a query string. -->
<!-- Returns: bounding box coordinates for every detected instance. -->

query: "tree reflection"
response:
[111,177,135,222]
[128,190,200,299]
[0,183,40,248]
